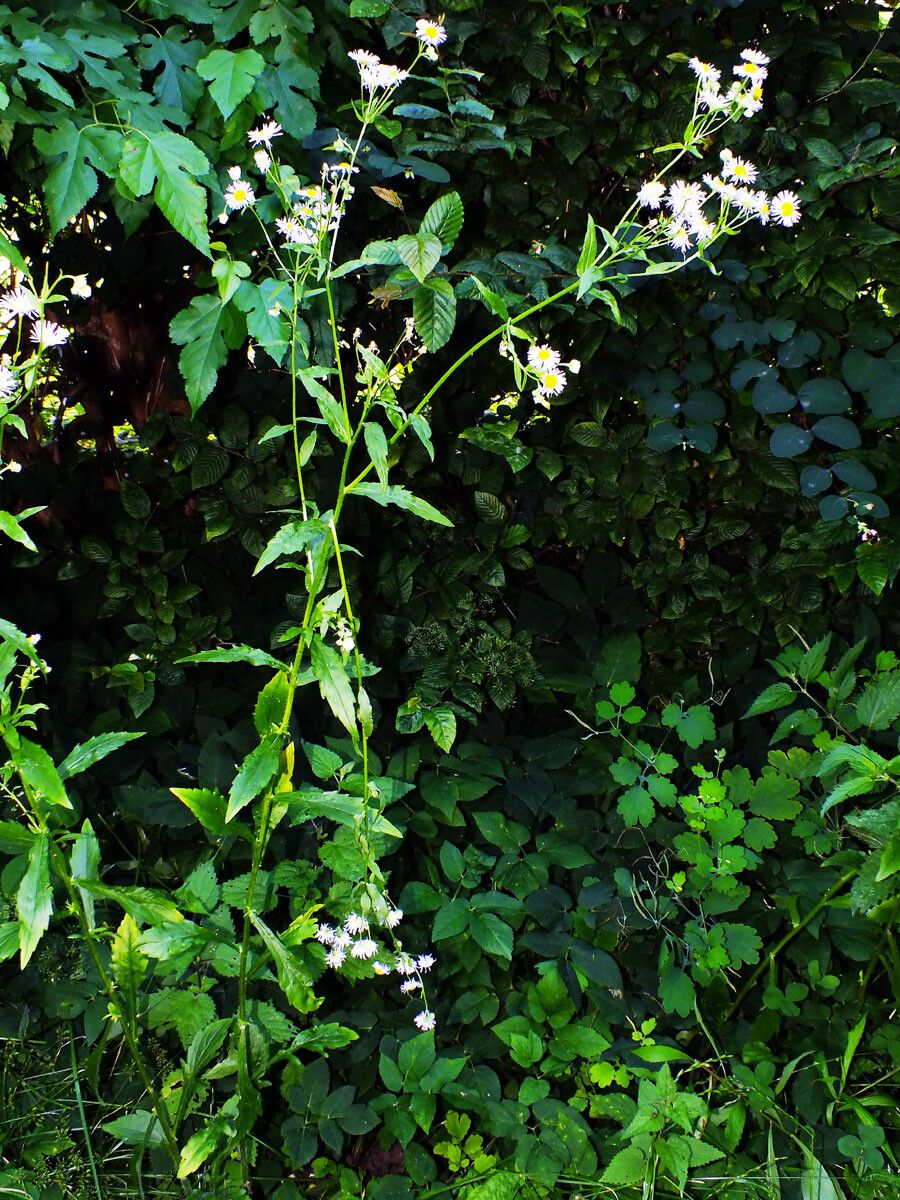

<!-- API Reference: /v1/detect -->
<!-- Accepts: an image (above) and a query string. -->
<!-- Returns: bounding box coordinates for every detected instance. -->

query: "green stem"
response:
[69,1022,103,1200]
[722,869,857,1022]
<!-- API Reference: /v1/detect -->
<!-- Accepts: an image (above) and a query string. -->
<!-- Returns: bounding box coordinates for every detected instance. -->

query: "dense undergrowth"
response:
[0,1,898,1198]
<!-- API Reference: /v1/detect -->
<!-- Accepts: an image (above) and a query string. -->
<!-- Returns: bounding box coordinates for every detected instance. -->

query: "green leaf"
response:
[197,47,265,119]
[349,483,453,527]
[297,370,350,444]
[77,881,184,926]
[250,913,319,1013]
[602,1146,646,1186]
[770,424,813,458]
[170,296,241,413]
[70,820,100,928]
[660,703,715,749]
[0,511,37,551]
[744,683,796,719]
[227,733,281,822]
[177,1121,224,1179]
[254,671,291,736]
[254,518,328,575]
[111,913,148,992]
[659,967,696,1016]
[856,673,900,731]
[468,912,513,960]
[9,736,71,809]
[119,130,211,256]
[16,833,52,968]
[363,422,389,487]
[618,786,654,828]
[178,644,284,669]
[413,279,457,351]
[876,831,900,882]
[577,213,597,275]
[58,732,144,780]
[310,638,357,736]
[397,232,442,282]
[420,192,464,250]
[102,1111,166,1149]
[33,121,121,235]
[423,705,457,751]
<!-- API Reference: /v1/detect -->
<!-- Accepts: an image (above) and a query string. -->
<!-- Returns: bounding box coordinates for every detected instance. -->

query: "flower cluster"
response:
[525,343,580,405]
[348,49,409,93]
[276,182,346,247]
[316,906,437,1030]
[690,48,769,117]
[0,285,70,348]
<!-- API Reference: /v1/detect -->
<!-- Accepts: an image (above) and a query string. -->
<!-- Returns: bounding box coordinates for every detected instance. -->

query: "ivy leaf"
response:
[420,191,464,250]
[397,233,442,282]
[170,296,243,414]
[17,833,52,968]
[413,279,457,351]
[196,47,266,120]
[119,130,211,255]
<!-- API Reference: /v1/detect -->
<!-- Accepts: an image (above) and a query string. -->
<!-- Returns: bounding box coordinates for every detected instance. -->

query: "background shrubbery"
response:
[0,1,898,1198]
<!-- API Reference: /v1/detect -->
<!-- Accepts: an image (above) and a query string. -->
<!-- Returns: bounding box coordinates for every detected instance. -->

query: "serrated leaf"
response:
[254,518,328,575]
[111,913,148,992]
[363,422,389,487]
[420,191,463,250]
[119,130,211,255]
[413,279,456,351]
[227,733,281,821]
[250,913,319,1013]
[33,121,120,235]
[70,820,100,928]
[349,482,453,527]
[424,705,456,751]
[310,638,357,736]
[9,736,71,808]
[744,683,796,718]
[397,232,442,282]
[17,833,52,968]
[170,296,238,413]
[77,881,183,926]
[197,47,265,119]
[177,1121,224,1179]
[58,732,144,780]
[178,645,284,669]
[473,491,506,524]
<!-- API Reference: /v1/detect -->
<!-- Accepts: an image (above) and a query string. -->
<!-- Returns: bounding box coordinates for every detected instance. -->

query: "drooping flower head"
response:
[0,365,17,397]
[414,1010,436,1031]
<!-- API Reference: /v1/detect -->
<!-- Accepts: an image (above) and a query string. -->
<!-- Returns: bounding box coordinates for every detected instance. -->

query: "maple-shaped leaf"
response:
[169,295,244,414]
[33,121,122,235]
[138,27,206,115]
[118,129,211,255]
[196,47,265,120]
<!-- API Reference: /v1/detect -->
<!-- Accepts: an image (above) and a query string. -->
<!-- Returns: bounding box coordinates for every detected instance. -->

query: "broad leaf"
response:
[119,129,211,255]
[413,279,456,351]
[170,295,243,413]
[197,47,265,120]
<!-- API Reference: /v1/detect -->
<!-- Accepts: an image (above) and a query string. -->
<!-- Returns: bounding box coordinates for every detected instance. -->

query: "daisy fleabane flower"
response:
[771,190,801,227]
[400,979,421,994]
[741,83,765,115]
[414,1010,436,1031]
[333,931,351,951]
[669,227,692,255]
[385,908,404,928]
[722,155,758,185]
[0,286,40,322]
[225,179,254,210]
[527,344,561,371]
[416,954,435,972]
[688,58,720,85]
[637,181,666,210]
[253,149,271,173]
[0,365,17,397]
[326,948,346,969]
[351,938,378,960]
[734,55,767,81]
[372,961,392,975]
[415,17,447,47]
[345,912,368,935]
[537,369,567,397]
[315,923,336,945]
[248,120,283,148]
[30,320,69,347]
[396,953,417,975]
[349,49,380,69]
[741,49,770,67]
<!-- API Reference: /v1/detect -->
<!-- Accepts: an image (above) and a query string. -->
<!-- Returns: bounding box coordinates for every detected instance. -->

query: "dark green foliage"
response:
[0,0,899,1197]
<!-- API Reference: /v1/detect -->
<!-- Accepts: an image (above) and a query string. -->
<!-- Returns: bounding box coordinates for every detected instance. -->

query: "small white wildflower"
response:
[70,274,92,299]
[326,948,346,968]
[722,155,758,185]
[416,954,435,972]
[0,365,17,397]
[327,161,359,176]
[415,18,447,47]
[734,58,767,81]
[253,149,271,173]
[669,227,692,254]
[224,180,254,210]
[527,344,561,371]
[741,49,770,67]
[333,931,351,950]
[227,164,242,181]
[396,953,417,975]
[348,49,380,68]
[345,913,368,934]
[536,369,567,397]
[372,960,392,975]
[351,938,378,960]
[400,979,421,993]
[4,460,21,474]
[385,908,404,928]
[315,923,336,945]
[0,286,40,321]
[666,180,705,217]
[30,320,69,347]
[248,120,283,148]
[414,1010,436,1031]
[771,190,801,227]
[688,58,720,84]
[636,181,666,210]
[698,86,727,112]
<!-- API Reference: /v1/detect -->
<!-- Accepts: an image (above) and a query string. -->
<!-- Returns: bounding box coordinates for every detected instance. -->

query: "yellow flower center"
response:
[745,62,758,74]
[779,201,794,216]
[544,374,559,389]
[426,24,438,37]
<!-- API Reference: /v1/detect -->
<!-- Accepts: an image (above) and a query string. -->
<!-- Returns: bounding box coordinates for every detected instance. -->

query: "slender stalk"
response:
[69,1023,103,1200]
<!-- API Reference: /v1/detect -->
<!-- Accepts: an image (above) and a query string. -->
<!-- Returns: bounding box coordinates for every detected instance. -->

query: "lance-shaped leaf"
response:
[70,819,100,928]
[348,483,453,527]
[119,129,211,256]
[17,833,52,968]
[77,881,183,925]
[58,731,144,780]
[310,637,357,736]
[227,733,281,822]
[178,1120,226,1179]
[178,644,284,669]
[254,518,329,575]
[363,423,389,487]
[250,913,320,1013]
[9,736,71,809]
